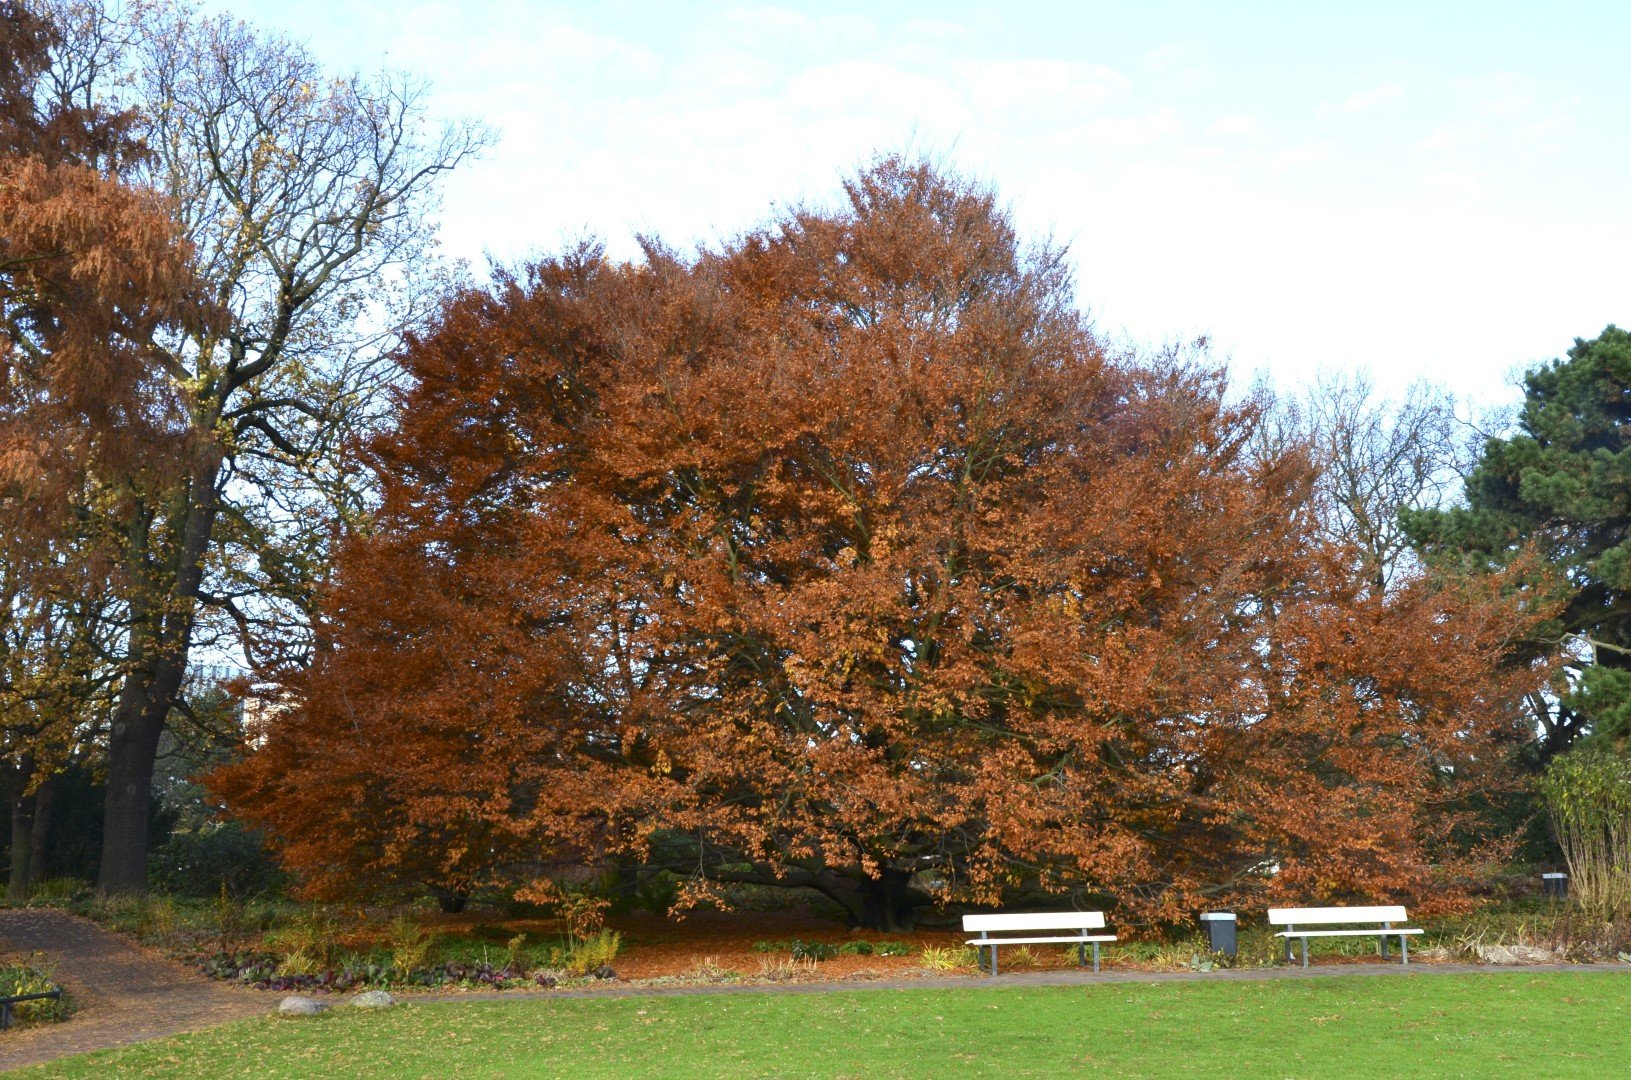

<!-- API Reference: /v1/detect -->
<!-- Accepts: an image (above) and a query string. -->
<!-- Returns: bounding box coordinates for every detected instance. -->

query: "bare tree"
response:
[1292,371,1477,593]
[35,0,488,892]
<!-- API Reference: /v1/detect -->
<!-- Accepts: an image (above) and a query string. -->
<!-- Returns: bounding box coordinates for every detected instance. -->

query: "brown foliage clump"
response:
[211,158,1550,928]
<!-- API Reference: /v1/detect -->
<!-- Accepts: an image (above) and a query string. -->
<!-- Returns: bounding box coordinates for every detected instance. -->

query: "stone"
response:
[277,995,329,1016]
[349,990,396,1009]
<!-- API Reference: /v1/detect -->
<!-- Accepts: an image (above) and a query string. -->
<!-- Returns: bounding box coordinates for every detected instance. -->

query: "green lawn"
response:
[20,971,1631,1079]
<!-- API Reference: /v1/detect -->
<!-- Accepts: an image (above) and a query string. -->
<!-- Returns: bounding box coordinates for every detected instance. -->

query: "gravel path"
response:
[0,908,265,1073]
[2,906,1627,1073]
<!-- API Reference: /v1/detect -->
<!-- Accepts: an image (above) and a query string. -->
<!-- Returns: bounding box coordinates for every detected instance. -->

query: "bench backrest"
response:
[963,912,1107,933]
[1267,905,1408,926]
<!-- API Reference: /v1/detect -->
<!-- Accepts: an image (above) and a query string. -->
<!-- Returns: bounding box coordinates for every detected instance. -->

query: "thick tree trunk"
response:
[97,449,221,896]
[804,866,925,932]
[431,886,468,914]
[850,867,920,933]
[97,698,170,894]
[26,776,52,888]
[8,769,34,901]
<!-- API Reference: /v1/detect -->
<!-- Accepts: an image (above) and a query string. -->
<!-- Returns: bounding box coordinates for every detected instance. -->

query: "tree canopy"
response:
[213,159,1547,928]
[1408,326,1631,759]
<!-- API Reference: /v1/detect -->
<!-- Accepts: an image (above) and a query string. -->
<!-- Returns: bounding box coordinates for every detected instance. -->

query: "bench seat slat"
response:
[1276,928,1422,938]
[1268,905,1408,925]
[964,912,1107,932]
[965,935,1118,946]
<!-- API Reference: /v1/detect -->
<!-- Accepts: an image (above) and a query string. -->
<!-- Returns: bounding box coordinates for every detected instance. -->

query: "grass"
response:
[18,971,1631,1078]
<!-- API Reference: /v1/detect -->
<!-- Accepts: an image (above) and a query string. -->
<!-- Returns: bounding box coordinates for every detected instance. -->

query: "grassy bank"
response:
[19,970,1631,1078]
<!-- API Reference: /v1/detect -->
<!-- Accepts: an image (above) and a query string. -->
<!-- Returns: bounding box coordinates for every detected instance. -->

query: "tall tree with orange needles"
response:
[1,0,210,895]
[9,0,488,894]
[216,159,1550,927]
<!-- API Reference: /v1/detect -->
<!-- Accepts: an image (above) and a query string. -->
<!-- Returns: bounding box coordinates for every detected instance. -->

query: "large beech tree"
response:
[216,160,1548,928]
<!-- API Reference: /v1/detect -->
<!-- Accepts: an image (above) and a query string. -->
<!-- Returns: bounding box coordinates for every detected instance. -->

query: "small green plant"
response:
[756,955,816,981]
[0,958,68,1026]
[789,939,839,962]
[272,909,339,976]
[138,895,181,943]
[387,914,433,975]
[213,886,255,954]
[874,940,914,957]
[503,932,528,972]
[839,940,874,956]
[918,946,977,973]
[1005,946,1038,970]
[684,956,740,982]
[26,877,89,904]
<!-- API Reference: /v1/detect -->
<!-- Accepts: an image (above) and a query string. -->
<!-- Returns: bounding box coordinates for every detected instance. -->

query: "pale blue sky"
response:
[212,1,1630,405]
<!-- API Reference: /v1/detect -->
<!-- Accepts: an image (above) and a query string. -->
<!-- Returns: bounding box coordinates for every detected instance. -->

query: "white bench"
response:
[1268,905,1423,968]
[963,912,1117,975]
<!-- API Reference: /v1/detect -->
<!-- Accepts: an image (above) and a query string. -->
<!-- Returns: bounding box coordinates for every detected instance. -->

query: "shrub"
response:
[147,821,285,899]
[555,891,612,939]
[1543,748,1631,919]
[387,915,433,975]
[26,878,90,904]
[0,958,68,1025]
[271,909,340,976]
[789,939,838,962]
[562,930,621,977]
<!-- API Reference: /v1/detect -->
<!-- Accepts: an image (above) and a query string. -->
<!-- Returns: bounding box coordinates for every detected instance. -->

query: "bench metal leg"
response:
[1092,942,1101,973]
[1381,933,1389,961]
[990,944,998,976]
[1400,935,1408,966]
[1301,937,1309,968]
[1078,942,1086,967]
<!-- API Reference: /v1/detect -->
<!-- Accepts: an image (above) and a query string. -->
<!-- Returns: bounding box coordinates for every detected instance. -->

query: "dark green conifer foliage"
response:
[1408,326,1631,757]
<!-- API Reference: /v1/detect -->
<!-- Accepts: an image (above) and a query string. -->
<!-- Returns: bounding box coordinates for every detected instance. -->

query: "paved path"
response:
[0,908,265,1073]
[3,906,1628,1073]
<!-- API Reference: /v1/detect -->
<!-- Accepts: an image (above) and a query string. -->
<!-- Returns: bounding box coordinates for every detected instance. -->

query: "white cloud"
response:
[1207,114,1259,136]
[208,0,1631,409]
[1341,80,1406,113]
[1270,144,1332,174]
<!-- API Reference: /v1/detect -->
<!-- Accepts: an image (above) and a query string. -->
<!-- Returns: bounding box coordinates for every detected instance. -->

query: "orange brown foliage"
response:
[212,159,1548,928]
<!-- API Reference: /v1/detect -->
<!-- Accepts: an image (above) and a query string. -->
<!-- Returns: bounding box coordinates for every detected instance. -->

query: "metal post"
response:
[1381,923,1390,960]
[1284,925,1294,964]
[1400,935,1408,966]
[1301,937,1309,968]
[1078,939,1087,967]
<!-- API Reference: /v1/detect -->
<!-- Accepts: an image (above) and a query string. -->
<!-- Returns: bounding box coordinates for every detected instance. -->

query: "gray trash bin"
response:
[1542,872,1568,899]
[1199,912,1237,957]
